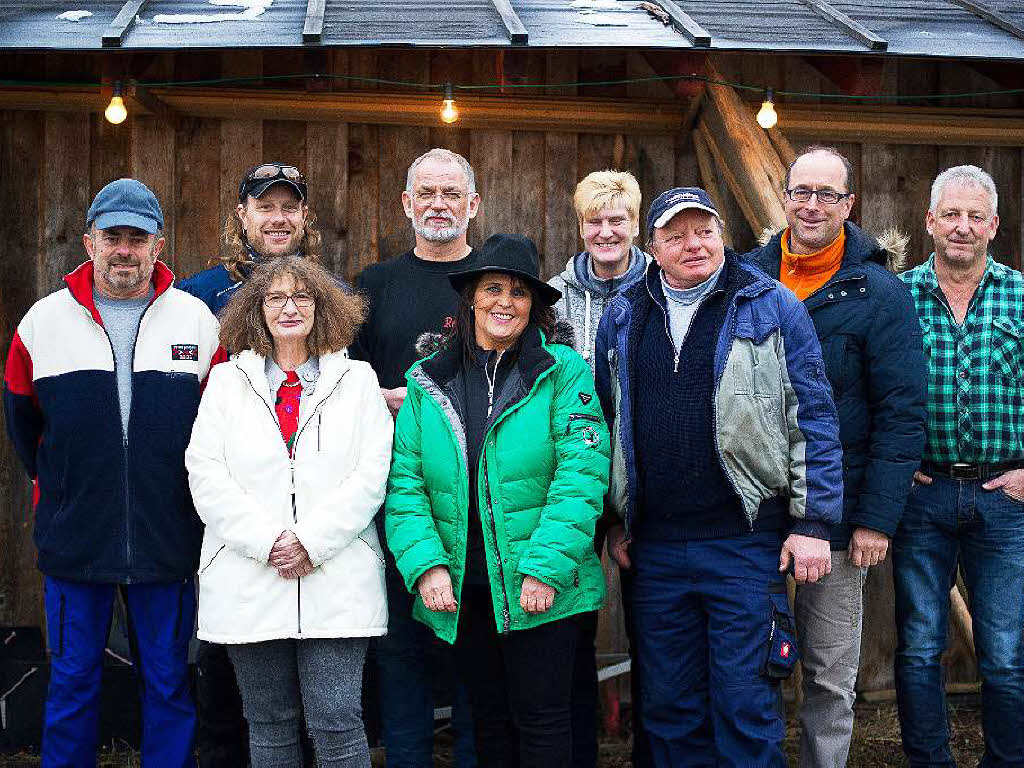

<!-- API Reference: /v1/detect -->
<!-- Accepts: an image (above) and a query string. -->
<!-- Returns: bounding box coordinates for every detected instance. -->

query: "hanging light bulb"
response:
[756,87,778,129]
[440,83,459,125]
[105,81,127,125]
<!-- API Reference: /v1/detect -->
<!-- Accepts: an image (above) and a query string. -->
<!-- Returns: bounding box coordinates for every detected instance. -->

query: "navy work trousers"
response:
[630,532,789,767]
[42,576,197,768]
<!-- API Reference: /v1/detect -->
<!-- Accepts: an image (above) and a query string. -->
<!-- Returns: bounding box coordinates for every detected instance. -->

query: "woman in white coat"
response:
[186,255,392,768]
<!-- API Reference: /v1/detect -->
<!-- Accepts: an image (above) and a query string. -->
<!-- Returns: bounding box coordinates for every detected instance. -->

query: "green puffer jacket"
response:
[385,324,610,644]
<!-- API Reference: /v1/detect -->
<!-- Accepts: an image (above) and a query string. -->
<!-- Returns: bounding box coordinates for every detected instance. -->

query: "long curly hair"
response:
[220,206,324,281]
[218,256,365,357]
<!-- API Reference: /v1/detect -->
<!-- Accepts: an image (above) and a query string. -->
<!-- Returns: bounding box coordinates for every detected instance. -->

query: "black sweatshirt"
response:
[350,249,477,389]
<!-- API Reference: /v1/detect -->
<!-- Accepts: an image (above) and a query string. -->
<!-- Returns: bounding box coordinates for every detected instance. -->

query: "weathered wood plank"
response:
[470,130,514,245]
[43,112,91,293]
[543,133,579,280]
[948,0,1024,41]
[0,110,44,629]
[306,122,349,276]
[262,120,307,171]
[511,132,547,272]
[378,125,428,261]
[130,115,176,274]
[102,0,146,47]
[302,0,326,43]
[656,0,712,47]
[796,0,888,50]
[491,0,528,45]
[90,112,132,197]
[219,119,262,266]
[174,117,221,280]
[346,124,379,278]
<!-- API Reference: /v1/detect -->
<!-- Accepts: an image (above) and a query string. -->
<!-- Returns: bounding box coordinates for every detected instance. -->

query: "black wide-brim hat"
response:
[449,233,562,306]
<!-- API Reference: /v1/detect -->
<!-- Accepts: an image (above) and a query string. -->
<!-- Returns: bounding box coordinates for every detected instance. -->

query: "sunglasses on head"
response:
[239,164,307,202]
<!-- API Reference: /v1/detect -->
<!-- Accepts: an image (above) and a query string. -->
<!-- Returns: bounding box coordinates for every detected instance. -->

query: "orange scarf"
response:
[779,227,845,301]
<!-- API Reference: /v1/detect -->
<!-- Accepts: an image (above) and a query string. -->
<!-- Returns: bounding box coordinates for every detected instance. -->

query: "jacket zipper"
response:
[564,412,601,435]
[482,454,511,634]
[241,367,348,636]
[483,351,504,417]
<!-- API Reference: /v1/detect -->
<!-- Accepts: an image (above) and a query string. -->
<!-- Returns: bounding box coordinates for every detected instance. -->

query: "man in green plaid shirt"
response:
[896,165,1024,767]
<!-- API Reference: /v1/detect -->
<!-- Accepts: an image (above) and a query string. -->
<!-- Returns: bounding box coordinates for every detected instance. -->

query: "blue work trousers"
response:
[376,566,477,767]
[630,532,789,768]
[894,476,1024,767]
[42,576,197,768]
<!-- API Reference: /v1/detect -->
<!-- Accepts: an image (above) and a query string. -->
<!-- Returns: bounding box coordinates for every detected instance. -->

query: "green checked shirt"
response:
[900,255,1024,463]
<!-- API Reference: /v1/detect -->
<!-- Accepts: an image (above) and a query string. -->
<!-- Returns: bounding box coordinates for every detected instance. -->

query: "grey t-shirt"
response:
[94,288,153,436]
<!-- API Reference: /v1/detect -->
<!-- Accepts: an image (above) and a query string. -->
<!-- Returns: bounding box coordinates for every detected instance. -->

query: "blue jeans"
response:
[630,532,789,768]
[376,566,477,767]
[42,577,196,768]
[894,476,1024,767]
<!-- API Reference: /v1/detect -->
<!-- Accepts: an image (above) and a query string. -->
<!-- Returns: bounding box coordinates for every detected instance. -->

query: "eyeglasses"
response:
[249,164,305,184]
[264,292,315,309]
[414,190,467,204]
[785,188,852,205]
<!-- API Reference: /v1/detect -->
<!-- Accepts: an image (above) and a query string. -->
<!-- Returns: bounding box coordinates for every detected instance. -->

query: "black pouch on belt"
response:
[762,582,799,680]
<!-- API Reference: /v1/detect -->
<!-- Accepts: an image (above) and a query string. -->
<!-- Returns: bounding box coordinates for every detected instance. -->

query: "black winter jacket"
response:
[746,222,927,549]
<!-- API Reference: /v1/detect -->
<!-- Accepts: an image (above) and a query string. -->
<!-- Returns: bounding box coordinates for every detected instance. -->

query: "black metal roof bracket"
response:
[796,0,888,50]
[656,1,712,47]
[303,0,326,43]
[102,0,148,47]
[948,0,1024,41]
[492,0,529,45]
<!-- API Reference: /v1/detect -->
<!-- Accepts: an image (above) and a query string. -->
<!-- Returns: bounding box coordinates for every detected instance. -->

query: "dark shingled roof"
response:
[2,0,1023,59]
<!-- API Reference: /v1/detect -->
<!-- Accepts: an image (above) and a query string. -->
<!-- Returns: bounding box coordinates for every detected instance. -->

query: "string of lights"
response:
[2,70,1022,126]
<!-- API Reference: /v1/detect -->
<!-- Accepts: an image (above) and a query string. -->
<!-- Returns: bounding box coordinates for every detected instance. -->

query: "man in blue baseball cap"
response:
[594,186,843,766]
[4,177,222,766]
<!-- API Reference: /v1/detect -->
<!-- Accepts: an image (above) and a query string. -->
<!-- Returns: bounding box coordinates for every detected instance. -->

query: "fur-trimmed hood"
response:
[413,318,577,360]
[758,222,908,273]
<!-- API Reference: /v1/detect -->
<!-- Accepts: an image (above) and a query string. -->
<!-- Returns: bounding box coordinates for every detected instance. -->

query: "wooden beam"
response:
[302,0,326,43]
[796,0,888,50]
[655,0,712,47]
[692,129,731,247]
[102,0,147,47]
[491,0,528,45]
[949,0,1024,40]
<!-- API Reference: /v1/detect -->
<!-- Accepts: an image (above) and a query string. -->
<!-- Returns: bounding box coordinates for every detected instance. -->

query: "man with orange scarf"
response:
[747,145,927,768]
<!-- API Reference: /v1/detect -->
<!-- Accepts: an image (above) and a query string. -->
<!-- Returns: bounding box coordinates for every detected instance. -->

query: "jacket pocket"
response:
[762,587,799,680]
[199,544,226,574]
[991,317,1023,384]
[357,533,386,566]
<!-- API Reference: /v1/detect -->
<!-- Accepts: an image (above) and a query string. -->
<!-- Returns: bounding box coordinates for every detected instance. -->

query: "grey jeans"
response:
[227,637,370,768]
[794,551,867,768]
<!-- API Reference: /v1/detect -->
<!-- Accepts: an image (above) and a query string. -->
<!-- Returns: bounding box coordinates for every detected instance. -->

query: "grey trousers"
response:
[228,637,370,768]
[794,551,867,768]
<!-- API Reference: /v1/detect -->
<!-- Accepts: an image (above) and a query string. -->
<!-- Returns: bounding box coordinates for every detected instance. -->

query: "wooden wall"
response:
[1,47,1022,692]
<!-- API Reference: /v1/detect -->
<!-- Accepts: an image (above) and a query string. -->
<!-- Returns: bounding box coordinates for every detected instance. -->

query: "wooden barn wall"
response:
[1,48,1023,693]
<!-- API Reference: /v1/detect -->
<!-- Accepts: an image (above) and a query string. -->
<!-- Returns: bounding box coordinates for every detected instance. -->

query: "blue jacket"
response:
[746,223,927,546]
[177,263,241,316]
[595,252,843,538]
[3,261,222,583]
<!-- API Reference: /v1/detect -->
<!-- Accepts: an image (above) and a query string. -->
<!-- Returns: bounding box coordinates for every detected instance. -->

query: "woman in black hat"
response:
[384,234,611,766]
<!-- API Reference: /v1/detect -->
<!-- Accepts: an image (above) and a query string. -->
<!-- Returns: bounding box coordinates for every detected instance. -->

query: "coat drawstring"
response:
[582,290,592,361]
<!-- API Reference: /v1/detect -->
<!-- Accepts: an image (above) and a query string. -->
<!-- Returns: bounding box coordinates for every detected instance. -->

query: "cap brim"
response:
[449,266,562,307]
[92,211,161,235]
[653,201,721,230]
[246,178,307,202]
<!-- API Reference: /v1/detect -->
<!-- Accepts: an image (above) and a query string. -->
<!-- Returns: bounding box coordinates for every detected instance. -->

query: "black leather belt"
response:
[921,460,1024,482]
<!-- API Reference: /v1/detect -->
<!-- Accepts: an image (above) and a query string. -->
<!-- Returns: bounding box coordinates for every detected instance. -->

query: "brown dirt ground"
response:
[3,697,984,767]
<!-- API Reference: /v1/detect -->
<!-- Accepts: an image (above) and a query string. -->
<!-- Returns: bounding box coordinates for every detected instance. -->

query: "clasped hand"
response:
[415,566,556,614]
[269,530,313,579]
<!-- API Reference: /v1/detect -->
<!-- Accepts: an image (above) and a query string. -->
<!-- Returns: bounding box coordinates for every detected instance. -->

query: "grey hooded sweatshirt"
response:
[547,245,651,373]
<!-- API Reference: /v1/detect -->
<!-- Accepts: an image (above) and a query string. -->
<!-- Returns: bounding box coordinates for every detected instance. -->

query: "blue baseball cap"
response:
[646,187,720,237]
[86,178,164,234]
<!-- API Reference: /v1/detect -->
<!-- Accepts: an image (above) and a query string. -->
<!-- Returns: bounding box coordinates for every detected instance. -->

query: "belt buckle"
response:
[950,462,979,481]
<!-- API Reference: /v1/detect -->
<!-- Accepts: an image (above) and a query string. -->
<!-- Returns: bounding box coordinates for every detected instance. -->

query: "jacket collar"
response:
[233,349,351,419]
[635,249,770,319]
[64,259,175,327]
[756,222,886,281]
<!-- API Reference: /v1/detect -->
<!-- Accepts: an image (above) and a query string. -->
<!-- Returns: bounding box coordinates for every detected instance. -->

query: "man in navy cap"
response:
[3,178,221,767]
[594,187,842,765]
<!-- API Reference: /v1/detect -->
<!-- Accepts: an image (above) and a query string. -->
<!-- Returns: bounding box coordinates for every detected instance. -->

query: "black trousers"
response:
[571,611,599,768]
[454,584,579,768]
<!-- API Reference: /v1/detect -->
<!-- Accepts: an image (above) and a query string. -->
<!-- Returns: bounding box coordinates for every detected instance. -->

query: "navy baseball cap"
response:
[86,179,164,234]
[646,187,720,237]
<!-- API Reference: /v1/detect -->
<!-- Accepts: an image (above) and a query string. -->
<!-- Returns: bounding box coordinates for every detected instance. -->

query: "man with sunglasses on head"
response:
[746,145,926,768]
[178,161,322,768]
[349,147,480,768]
[179,162,321,315]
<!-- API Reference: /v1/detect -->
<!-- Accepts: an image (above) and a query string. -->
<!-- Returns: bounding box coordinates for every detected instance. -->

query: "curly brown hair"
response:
[221,206,324,281]
[218,256,365,357]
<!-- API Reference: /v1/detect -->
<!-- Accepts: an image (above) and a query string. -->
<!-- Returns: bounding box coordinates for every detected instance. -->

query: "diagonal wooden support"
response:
[655,0,711,47]
[303,0,326,43]
[948,0,1024,40]
[796,0,887,50]
[491,0,528,45]
[102,0,147,47]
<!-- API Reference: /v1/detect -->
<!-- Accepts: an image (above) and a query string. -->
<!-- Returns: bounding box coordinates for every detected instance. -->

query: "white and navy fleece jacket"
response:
[3,260,224,584]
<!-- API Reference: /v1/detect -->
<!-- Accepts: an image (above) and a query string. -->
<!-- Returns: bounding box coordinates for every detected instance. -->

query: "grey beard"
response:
[414,219,468,243]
